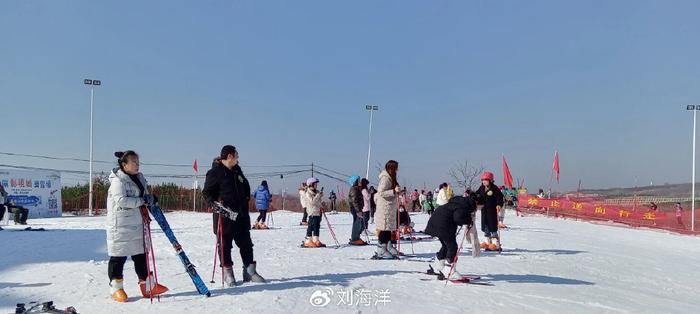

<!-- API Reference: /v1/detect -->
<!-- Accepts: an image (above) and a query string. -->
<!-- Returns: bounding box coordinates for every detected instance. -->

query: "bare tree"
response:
[448,159,485,192]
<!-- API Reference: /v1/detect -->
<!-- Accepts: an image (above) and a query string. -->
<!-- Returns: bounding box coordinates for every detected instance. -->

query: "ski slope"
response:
[1,210,699,314]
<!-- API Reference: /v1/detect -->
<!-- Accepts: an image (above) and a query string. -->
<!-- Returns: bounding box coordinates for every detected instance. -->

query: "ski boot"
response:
[242,262,266,283]
[139,275,169,298]
[110,279,128,302]
[372,243,397,260]
[312,236,326,247]
[349,239,368,246]
[303,237,318,248]
[223,266,237,287]
[486,237,501,252]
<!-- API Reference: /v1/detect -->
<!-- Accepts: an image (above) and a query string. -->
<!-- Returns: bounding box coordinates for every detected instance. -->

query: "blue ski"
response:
[147,204,211,297]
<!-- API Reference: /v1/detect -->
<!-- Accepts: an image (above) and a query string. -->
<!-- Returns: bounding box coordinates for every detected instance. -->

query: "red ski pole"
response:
[322,209,340,247]
[147,222,160,302]
[395,192,401,259]
[445,226,470,286]
[210,214,221,284]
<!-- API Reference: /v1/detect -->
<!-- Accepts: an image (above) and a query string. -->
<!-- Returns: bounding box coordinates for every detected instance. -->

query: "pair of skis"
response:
[145,204,211,297]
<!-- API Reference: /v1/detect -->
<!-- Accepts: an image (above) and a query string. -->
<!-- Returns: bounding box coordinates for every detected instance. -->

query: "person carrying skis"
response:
[302,177,325,248]
[373,160,401,259]
[476,172,504,251]
[252,180,272,230]
[203,145,266,287]
[299,182,308,225]
[106,151,168,302]
[424,196,476,280]
[348,175,367,245]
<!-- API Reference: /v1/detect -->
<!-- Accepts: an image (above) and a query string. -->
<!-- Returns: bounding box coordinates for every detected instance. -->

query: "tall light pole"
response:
[84,79,101,216]
[365,105,379,179]
[687,105,698,232]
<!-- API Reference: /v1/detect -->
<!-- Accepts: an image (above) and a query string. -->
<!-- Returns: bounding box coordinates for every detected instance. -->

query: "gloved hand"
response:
[144,194,158,206]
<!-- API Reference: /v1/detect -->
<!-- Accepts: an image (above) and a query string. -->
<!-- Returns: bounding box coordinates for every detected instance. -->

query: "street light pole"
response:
[365,105,379,179]
[687,105,697,232]
[84,79,101,216]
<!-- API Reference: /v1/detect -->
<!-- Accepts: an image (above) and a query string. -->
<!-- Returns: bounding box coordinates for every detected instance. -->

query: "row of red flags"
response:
[502,151,560,190]
[191,152,561,189]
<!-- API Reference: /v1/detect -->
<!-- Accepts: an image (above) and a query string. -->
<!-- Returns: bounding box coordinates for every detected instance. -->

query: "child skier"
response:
[302,178,325,248]
[253,180,272,230]
[424,196,476,280]
[476,172,504,252]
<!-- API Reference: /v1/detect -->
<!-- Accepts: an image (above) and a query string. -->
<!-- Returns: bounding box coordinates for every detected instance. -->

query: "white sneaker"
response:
[441,265,463,281]
[429,259,446,274]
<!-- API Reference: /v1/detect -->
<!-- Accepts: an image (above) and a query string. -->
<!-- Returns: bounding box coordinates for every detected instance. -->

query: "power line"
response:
[314,165,351,178]
[0,151,311,169]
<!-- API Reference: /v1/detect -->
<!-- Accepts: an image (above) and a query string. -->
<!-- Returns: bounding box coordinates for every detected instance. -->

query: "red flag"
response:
[553,151,560,184]
[193,159,199,174]
[502,156,514,189]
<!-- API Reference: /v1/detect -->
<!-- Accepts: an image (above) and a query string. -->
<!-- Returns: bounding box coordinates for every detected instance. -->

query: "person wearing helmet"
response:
[348,175,367,246]
[302,177,325,248]
[475,171,504,251]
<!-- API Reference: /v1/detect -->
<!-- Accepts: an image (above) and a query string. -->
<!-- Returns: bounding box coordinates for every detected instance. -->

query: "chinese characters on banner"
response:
[519,196,665,222]
[0,169,62,218]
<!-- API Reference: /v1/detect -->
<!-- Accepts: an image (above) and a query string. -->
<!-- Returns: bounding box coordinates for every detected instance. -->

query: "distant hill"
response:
[581,183,694,198]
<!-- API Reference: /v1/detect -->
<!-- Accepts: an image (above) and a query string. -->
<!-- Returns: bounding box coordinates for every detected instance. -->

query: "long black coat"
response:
[202,159,252,236]
[424,196,475,239]
[476,183,504,233]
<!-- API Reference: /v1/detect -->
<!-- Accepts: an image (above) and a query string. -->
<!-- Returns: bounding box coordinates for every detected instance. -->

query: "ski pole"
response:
[322,209,340,247]
[445,226,470,286]
[407,224,415,255]
[395,192,401,259]
[210,214,220,284]
[148,221,161,302]
[141,207,156,303]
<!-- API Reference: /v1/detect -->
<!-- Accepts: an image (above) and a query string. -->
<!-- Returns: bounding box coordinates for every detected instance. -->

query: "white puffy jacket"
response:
[437,188,449,206]
[106,168,149,257]
[304,189,323,217]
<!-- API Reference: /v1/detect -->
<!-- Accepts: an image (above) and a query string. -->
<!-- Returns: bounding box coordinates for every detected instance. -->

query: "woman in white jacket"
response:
[106,151,167,302]
[436,183,449,206]
[302,178,325,248]
[373,160,402,259]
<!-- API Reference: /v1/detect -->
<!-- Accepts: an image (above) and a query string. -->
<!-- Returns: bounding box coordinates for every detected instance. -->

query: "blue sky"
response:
[1,0,699,193]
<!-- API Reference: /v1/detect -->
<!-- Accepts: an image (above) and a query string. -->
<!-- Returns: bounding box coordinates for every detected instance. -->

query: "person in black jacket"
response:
[424,196,475,280]
[348,175,367,245]
[475,171,504,251]
[203,145,266,287]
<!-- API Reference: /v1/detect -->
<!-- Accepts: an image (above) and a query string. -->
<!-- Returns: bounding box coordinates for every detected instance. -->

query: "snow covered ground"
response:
[1,209,699,314]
